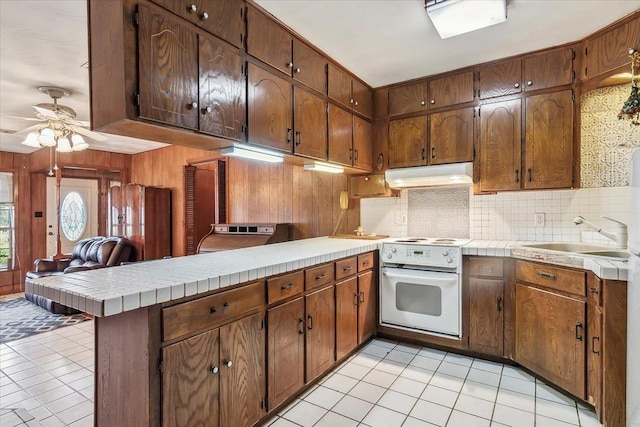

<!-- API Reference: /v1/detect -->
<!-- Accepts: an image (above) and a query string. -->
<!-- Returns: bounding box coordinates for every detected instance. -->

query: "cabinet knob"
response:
[225,360,233,368]
[420,100,426,106]
[527,80,533,86]
[514,83,520,88]
[349,98,355,104]
[203,106,212,113]
[190,101,198,109]
[200,11,208,20]
[287,62,294,68]
[354,100,359,106]
[430,99,435,104]
[294,67,301,73]
[210,365,219,374]
[187,4,197,12]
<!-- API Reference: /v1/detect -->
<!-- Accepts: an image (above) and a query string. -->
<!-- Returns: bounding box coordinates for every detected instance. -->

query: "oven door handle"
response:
[382,270,458,283]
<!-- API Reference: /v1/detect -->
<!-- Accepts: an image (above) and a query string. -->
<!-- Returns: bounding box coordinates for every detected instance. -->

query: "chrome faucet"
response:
[573,216,628,248]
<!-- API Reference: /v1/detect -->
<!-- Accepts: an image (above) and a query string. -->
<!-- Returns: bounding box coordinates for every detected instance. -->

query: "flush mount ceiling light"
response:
[303,162,344,174]
[425,0,507,39]
[618,48,640,126]
[220,144,284,163]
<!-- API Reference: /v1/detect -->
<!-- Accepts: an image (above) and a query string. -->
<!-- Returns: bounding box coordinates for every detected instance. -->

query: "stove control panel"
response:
[382,243,462,269]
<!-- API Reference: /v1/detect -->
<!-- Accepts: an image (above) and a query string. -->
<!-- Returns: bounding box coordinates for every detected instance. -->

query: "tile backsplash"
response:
[361,186,631,245]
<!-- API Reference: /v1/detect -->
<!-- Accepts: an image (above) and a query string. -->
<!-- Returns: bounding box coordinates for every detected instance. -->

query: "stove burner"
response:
[432,239,457,244]
[394,239,427,243]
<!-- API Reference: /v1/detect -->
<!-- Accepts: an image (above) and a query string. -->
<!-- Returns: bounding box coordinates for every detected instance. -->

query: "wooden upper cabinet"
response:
[328,105,353,166]
[388,81,429,117]
[429,107,474,165]
[293,39,327,94]
[293,87,327,160]
[583,14,640,79]
[479,59,522,99]
[151,0,245,48]
[138,5,199,129]
[524,47,574,92]
[247,64,292,152]
[328,64,354,109]
[479,99,522,192]
[524,90,574,190]
[389,116,427,168]
[198,35,246,140]
[353,116,373,171]
[429,71,474,109]
[352,79,373,118]
[246,6,292,76]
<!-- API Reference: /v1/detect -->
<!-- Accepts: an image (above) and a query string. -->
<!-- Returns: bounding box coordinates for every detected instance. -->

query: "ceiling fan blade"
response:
[66,118,91,127]
[2,115,45,122]
[11,124,43,136]
[33,105,61,120]
[68,124,109,141]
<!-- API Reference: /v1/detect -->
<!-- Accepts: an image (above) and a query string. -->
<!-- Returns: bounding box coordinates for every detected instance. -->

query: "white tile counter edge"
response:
[25,237,628,317]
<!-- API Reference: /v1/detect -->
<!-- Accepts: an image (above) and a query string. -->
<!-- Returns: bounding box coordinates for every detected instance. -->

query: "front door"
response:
[46,177,99,256]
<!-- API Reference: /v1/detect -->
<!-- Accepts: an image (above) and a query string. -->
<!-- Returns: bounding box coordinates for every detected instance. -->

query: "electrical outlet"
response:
[400,215,407,224]
[534,213,545,228]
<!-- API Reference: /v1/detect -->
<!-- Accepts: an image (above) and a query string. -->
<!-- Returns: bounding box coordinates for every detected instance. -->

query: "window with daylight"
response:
[60,191,87,242]
[0,172,15,271]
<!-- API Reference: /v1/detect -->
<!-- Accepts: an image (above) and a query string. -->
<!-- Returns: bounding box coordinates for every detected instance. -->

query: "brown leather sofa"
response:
[25,236,136,314]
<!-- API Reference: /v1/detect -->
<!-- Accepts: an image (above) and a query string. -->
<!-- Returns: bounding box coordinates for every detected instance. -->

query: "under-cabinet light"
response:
[303,162,344,174]
[425,0,507,39]
[221,144,284,163]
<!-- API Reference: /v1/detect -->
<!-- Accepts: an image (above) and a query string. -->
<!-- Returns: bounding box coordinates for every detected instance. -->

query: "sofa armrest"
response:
[34,258,71,272]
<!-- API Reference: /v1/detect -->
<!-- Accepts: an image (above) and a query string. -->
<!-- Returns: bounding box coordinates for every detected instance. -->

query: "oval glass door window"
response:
[60,191,87,241]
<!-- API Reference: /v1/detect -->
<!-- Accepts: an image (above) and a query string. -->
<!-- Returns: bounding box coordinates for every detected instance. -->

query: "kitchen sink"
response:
[521,243,607,252]
[579,250,630,260]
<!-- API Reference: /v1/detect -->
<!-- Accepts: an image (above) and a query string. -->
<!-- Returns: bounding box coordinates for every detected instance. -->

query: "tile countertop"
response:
[25,237,379,318]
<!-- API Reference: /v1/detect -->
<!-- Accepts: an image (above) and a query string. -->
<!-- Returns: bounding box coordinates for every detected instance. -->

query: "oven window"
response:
[396,282,442,316]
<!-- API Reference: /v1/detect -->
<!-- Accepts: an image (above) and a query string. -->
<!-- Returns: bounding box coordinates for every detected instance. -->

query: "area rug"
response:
[0,298,91,343]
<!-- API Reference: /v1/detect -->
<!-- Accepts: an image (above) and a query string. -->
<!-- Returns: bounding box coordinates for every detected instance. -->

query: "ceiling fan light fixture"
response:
[425,0,507,39]
[71,134,89,151]
[56,136,73,153]
[21,131,42,148]
[37,127,56,147]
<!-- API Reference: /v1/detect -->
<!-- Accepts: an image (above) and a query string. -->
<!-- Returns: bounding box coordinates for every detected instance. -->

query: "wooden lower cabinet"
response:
[267,298,305,410]
[357,270,377,344]
[469,277,504,357]
[161,312,266,427]
[336,277,358,360]
[514,284,586,399]
[305,285,336,382]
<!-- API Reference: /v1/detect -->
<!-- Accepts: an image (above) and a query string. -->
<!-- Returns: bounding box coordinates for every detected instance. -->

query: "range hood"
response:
[385,162,473,188]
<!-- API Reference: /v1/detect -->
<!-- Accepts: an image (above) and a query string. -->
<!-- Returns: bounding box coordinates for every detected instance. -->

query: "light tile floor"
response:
[0,321,604,427]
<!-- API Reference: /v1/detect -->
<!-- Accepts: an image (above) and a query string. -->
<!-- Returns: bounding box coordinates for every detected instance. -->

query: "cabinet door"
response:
[305,285,335,382]
[336,277,358,360]
[293,39,327,94]
[328,104,353,166]
[389,116,428,168]
[247,64,292,152]
[429,71,474,109]
[138,5,199,129]
[220,313,266,427]
[515,284,586,399]
[293,87,327,160]
[429,107,474,165]
[469,278,504,357]
[479,99,522,192]
[246,7,292,75]
[524,90,574,190]
[479,59,521,99]
[349,174,389,198]
[328,64,353,109]
[353,116,373,171]
[524,47,574,92]
[267,298,305,410]
[162,329,219,427]
[352,79,373,118]
[586,277,602,411]
[199,35,246,140]
[357,270,376,344]
[388,81,429,117]
[583,15,640,79]
[196,0,245,48]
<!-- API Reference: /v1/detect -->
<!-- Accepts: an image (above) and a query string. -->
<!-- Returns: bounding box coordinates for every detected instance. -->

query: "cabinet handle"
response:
[189,101,198,109]
[588,287,599,294]
[362,260,370,266]
[307,314,313,330]
[287,128,293,144]
[359,291,365,303]
[420,100,426,106]
[200,11,208,20]
[514,82,520,88]
[280,283,294,291]
[295,130,301,146]
[287,62,294,68]
[210,365,219,374]
[575,322,583,341]
[592,336,600,354]
[514,169,520,183]
[210,302,230,313]
[431,146,436,159]
[527,80,533,86]
[527,168,532,182]
[187,4,197,12]
[294,67,301,73]
[422,148,426,160]
[342,266,352,272]
[354,149,359,161]
[354,293,359,306]
[315,274,326,281]
[298,318,305,335]
[537,271,556,280]
[430,99,435,104]
[225,360,233,368]
[496,296,502,312]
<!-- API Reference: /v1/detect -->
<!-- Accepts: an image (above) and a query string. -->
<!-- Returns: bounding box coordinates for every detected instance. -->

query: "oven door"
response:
[381,266,460,338]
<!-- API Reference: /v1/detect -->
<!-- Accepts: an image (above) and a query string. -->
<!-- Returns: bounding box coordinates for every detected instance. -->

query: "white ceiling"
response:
[1,0,638,155]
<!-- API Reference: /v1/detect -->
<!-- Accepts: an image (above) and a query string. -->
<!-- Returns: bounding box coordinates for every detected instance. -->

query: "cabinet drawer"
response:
[162,281,265,341]
[358,252,375,272]
[305,263,335,290]
[336,257,357,280]
[516,261,585,296]
[267,271,304,305]
[469,257,504,278]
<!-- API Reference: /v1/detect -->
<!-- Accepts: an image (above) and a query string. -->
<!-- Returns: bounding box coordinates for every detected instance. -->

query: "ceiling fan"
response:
[13,86,107,152]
